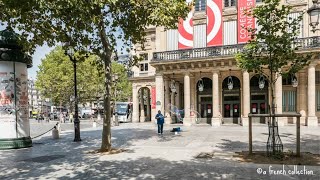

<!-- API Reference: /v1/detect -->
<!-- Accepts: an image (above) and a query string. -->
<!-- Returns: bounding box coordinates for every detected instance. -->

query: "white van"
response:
[115,102,132,122]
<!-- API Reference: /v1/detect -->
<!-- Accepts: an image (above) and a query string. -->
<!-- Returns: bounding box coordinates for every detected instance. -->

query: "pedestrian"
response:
[155,110,164,135]
[70,113,73,123]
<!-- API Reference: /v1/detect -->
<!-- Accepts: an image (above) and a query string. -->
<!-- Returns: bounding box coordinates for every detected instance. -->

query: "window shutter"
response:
[194,24,207,48]
[223,21,237,45]
[166,29,178,51]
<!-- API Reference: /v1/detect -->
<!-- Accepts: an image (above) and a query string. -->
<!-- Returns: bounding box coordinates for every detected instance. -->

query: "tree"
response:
[235,0,311,154]
[35,46,104,107]
[1,0,191,151]
[111,62,132,102]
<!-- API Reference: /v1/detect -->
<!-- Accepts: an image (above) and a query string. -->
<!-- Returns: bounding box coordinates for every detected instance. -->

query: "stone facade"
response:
[130,1,320,127]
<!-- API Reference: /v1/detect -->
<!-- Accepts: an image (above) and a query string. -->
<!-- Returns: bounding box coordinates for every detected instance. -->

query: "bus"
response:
[115,102,132,123]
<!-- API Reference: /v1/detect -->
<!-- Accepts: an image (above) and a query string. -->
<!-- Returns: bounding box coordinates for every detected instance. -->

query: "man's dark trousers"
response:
[158,124,163,134]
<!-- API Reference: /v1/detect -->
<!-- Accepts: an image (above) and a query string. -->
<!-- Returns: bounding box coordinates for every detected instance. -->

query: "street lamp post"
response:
[112,74,119,126]
[96,96,101,121]
[64,46,88,142]
[308,0,320,32]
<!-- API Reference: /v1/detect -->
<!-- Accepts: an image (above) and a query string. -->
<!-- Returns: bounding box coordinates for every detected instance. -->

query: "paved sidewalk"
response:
[0,123,319,179]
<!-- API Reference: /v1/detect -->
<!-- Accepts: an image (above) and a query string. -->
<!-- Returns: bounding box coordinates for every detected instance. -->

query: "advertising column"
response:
[0,62,31,149]
[0,29,33,149]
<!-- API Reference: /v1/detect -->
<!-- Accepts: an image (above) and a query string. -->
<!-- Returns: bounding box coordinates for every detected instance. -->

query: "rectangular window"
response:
[194,24,207,48]
[195,0,206,12]
[225,0,236,7]
[287,12,303,38]
[223,21,237,45]
[282,91,296,112]
[166,29,178,51]
[140,63,148,72]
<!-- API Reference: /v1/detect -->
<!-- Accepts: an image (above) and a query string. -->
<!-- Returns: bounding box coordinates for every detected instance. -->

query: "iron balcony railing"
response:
[152,36,320,62]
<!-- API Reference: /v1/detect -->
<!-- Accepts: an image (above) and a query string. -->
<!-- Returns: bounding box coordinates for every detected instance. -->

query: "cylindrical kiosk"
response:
[0,29,33,149]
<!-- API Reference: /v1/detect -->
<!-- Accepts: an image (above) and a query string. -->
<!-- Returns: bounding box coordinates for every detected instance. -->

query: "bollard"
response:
[93,121,97,128]
[52,126,59,139]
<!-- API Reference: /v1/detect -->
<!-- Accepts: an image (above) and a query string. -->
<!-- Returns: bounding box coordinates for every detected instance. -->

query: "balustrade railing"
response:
[152,36,320,62]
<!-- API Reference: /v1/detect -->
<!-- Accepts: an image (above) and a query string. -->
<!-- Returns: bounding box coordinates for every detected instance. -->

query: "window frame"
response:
[224,0,236,8]
[195,0,206,12]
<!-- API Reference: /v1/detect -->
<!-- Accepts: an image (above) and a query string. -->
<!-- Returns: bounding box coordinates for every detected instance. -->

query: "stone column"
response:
[139,88,145,122]
[275,73,285,126]
[298,72,307,125]
[211,71,221,126]
[242,71,250,126]
[190,76,196,123]
[308,64,318,126]
[155,73,164,124]
[132,85,139,123]
[146,88,151,121]
[175,82,180,109]
[171,88,175,123]
[164,79,171,124]
[184,72,192,126]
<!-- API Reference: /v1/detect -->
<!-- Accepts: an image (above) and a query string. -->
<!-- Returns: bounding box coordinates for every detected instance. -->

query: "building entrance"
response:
[250,75,269,124]
[196,77,213,124]
[223,93,240,124]
[198,96,212,124]
[222,76,241,124]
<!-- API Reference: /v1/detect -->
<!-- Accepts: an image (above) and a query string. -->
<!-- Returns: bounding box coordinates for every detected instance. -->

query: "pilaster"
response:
[211,71,221,126]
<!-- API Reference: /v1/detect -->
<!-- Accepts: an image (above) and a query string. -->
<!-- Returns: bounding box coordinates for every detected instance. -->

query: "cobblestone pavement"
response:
[0,123,319,180]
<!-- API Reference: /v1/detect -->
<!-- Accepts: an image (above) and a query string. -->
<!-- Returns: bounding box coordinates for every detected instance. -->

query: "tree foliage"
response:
[111,62,132,102]
[1,0,190,151]
[235,0,310,82]
[36,47,131,106]
[35,46,104,105]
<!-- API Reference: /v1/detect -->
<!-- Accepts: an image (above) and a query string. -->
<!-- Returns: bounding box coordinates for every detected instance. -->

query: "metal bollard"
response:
[52,126,59,139]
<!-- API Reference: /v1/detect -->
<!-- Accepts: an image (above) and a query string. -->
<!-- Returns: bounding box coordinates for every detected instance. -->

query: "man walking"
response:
[155,110,164,135]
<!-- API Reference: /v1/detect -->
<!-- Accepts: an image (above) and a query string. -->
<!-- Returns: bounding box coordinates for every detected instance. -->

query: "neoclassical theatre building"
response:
[129,0,320,127]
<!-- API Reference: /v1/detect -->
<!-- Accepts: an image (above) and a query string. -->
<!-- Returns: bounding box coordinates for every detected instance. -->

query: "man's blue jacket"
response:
[155,113,164,124]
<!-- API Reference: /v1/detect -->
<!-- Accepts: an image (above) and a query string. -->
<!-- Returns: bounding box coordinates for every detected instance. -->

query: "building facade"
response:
[28,78,52,118]
[130,0,320,126]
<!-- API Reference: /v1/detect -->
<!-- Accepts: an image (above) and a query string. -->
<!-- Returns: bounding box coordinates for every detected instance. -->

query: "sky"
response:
[28,45,54,80]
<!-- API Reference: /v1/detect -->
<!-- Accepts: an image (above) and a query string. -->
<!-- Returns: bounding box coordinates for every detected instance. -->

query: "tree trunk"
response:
[100,53,112,151]
[270,71,276,154]
[98,19,112,152]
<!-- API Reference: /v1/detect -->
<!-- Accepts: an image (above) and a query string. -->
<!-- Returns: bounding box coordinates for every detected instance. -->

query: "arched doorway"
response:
[222,76,241,124]
[196,77,212,124]
[138,87,151,122]
[250,75,269,123]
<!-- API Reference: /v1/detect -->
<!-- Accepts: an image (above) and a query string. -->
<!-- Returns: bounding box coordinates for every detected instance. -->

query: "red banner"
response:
[151,87,156,109]
[178,10,194,49]
[206,0,223,46]
[237,0,255,43]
